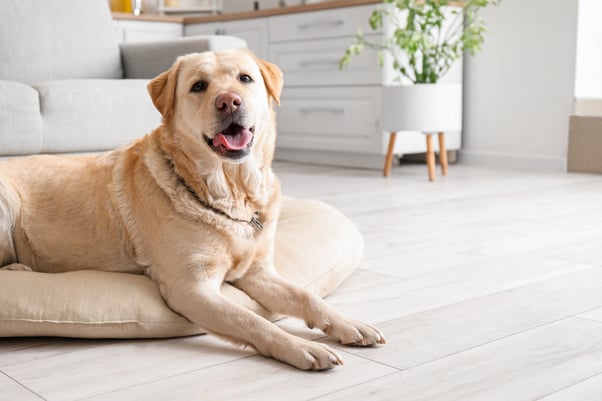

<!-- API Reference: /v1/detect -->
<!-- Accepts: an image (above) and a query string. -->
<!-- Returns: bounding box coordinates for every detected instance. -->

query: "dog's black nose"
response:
[215,92,242,114]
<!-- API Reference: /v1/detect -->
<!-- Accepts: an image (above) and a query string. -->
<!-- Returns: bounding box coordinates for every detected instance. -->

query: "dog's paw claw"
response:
[333,320,386,347]
[280,340,343,371]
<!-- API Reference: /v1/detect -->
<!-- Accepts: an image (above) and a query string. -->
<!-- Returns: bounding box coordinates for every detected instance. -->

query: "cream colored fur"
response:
[0,49,385,370]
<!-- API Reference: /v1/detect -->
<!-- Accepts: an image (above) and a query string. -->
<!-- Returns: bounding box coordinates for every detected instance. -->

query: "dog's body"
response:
[0,49,384,370]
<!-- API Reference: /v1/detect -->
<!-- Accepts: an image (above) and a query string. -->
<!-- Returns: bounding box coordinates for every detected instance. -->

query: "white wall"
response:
[462,0,579,172]
[575,0,602,99]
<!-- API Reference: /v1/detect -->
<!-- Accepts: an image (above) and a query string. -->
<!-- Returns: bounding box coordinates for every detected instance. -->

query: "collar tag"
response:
[249,216,263,232]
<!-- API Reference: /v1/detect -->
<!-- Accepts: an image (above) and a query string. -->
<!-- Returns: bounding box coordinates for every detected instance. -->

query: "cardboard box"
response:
[568,115,602,174]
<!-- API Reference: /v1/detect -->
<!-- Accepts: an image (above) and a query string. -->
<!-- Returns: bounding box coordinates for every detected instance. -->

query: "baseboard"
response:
[274,148,386,170]
[276,147,567,173]
[459,150,567,173]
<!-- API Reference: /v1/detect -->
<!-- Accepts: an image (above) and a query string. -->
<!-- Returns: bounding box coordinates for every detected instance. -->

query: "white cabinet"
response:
[269,5,379,42]
[112,2,463,168]
[268,5,386,166]
[115,17,268,58]
[183,21,222,36]
[268,5,381,89]
[269,36,381,87]
[269,4,462,168]
[113,20,182,43]
[276,87,382,153]
[186,18,268,58]
[114,17,267,60]
[221,19,269,59]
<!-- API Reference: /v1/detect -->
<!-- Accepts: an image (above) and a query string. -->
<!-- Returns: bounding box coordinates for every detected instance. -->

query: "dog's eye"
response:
[191,81,208,93]
[239,74,253,83]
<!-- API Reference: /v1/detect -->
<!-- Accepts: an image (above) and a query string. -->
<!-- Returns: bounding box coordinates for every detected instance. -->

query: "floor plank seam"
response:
[335,348,403,373]
[1,340,121,369]
[368,266,602,330]
[572,315,602,325]
[73,354,259,401]
[305,370,400,401]
[1,370,47,401]
[1,342,52,355]
[343,268,403,285]
[532,371,602,401]
[368,315,602,377]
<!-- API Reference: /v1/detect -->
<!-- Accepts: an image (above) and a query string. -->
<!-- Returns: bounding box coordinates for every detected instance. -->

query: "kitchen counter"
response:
[112,0,381,24]
[112,0,464,168]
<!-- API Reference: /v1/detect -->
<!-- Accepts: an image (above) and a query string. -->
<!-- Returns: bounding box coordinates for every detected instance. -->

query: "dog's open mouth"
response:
[205,123,255,160]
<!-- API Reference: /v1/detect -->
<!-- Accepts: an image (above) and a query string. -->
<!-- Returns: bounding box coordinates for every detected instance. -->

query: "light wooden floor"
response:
[2,162,602,401]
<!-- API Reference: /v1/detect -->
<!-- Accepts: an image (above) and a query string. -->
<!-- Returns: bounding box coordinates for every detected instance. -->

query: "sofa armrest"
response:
[120,35,247,79]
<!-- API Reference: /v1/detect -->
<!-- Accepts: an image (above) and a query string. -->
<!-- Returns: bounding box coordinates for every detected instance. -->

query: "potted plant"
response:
[340,0,499,180]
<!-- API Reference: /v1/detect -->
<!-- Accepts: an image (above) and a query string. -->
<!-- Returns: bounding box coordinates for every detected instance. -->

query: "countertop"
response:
[112,0,381,24]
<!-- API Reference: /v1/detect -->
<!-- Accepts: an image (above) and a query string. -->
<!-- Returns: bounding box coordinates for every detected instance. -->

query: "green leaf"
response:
[340,0,499,81]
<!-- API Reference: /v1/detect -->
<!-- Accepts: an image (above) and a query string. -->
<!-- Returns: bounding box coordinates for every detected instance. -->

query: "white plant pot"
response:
[382,83,463,133]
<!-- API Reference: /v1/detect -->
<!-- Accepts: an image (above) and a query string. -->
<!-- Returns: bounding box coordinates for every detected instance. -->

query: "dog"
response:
[0,49,385,370]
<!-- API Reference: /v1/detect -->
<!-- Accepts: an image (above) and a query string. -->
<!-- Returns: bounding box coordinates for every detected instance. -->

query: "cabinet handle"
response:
[299,107,345,114]
[297,20,344,29]
[298,59,340,68]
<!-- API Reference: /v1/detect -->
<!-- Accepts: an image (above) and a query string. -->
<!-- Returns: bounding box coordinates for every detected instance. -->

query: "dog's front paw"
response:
[273,338,343,371]
[328,319,386,347]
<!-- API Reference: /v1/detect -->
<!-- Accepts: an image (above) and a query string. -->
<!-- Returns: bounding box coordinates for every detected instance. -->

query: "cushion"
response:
[121,36,248,79]
[0,198,363,338]
[0,81,43,156]
[0,0,122,83]
[35,80,161,153]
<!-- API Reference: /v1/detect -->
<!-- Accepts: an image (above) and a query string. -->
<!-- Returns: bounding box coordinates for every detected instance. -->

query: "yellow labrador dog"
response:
[0,49,385,370]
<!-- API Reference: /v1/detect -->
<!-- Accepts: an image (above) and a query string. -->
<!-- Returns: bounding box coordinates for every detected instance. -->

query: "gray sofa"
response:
[0,0,246,157]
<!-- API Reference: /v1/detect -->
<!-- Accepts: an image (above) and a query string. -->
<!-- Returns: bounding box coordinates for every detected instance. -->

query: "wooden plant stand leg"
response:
[438,132,448,176]
[383,132,397,177]
[426,133,436,182]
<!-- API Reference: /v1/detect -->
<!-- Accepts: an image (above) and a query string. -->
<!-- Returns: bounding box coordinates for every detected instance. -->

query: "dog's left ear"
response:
[246,50,283,105]
[148,58,182,123]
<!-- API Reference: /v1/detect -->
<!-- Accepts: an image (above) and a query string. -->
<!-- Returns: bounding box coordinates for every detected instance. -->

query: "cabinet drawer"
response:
[184,22,222,36]
[270,36,382,87]
[186,19,267,58]
[276,87,382,153]
[221,19,268,59]
[269,4,379,42]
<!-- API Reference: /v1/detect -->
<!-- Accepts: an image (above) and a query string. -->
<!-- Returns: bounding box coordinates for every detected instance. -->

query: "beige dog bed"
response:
[0,198,362,339]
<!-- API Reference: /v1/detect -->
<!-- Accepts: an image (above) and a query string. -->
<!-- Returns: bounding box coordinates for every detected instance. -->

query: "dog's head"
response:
[148,49,283,164]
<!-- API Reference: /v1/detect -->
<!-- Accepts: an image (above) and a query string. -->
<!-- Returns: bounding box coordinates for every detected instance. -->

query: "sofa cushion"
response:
[35,80,161,153]
[0,198,363,339]
[121,35,248,79]
[0,81,43,156]
[0,0,122,83]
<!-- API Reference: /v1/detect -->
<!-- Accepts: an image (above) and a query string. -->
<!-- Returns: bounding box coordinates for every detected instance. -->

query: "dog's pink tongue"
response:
[212,130,253,151]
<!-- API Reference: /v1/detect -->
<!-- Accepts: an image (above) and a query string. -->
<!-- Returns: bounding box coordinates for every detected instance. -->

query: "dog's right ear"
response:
[148,58,182,123]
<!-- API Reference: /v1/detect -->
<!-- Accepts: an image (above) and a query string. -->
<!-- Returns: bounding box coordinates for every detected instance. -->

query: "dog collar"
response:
[173,167,263,233]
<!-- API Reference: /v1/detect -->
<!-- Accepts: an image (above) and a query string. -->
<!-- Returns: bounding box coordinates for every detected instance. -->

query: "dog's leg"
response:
[155,272,343,370]
[0,263,32,271]
[234,266,386,347]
